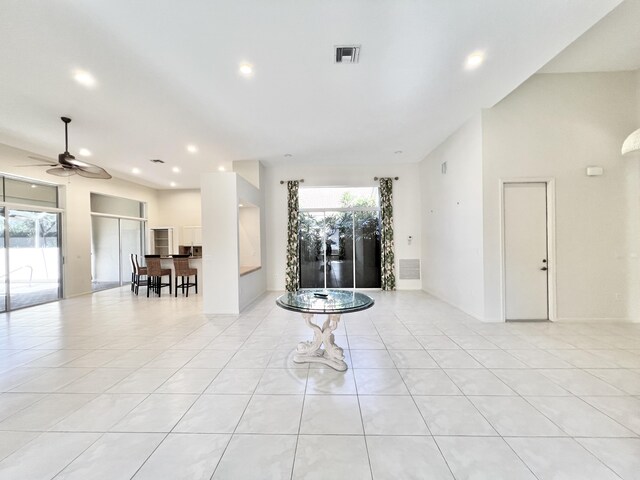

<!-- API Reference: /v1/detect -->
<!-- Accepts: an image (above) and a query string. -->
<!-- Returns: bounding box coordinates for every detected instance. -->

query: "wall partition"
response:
[299,187,381,289]
[0,177,62,311]
[90,193,146,291]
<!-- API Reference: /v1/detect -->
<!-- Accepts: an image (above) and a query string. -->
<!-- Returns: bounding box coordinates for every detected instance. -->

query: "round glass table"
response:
[276,289,374,371]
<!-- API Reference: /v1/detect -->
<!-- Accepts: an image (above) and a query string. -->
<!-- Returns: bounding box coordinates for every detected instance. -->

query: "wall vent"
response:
[335,45,360,63]
[399,259,421,280]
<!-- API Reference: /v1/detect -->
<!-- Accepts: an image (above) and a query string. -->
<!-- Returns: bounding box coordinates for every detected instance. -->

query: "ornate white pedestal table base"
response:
[294,313,347,371]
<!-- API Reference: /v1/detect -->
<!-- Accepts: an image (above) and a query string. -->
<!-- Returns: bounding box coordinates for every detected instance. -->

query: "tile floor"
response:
[0,288,638,479]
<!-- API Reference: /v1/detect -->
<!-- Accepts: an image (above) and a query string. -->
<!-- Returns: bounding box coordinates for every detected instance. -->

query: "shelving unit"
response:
[150,227,173,256]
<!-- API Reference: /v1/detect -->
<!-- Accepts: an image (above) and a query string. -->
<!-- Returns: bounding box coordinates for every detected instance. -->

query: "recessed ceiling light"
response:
[30,184,37,189]
[239,203,244,207]
[78,148,92,157]
[465,51,485,70]
[170,181,177,187]
[132,167,141,174]
[186,144,198,154]
[72,69,97,88]
[218,166,226,172]
[172,166,181,173]
[239,62,253,76]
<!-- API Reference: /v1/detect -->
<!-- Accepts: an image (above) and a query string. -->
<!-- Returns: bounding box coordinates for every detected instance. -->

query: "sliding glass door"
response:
[91,216,145,291]
[299,208,381,289]
[8,210,61,309]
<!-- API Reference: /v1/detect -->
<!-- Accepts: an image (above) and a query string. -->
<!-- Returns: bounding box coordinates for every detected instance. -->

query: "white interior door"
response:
[504,182,548,320]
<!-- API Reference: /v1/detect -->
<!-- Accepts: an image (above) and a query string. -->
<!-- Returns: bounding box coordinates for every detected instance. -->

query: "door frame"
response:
[499,178,557,322]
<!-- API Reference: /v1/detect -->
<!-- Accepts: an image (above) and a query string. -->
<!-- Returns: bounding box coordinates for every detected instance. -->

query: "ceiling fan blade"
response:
[46,167,76,177]
[28,155,57,163]
[75,166,112,179]
[16,164,58,167]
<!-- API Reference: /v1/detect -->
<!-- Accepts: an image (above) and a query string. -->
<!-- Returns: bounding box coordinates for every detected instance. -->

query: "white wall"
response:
[482,71,639,321]
[239,207,261,268]
[0,142,159,297]
[420,114,485,319]
[155,189,201,247]
[201,171,266,313]
[264,162,422,291]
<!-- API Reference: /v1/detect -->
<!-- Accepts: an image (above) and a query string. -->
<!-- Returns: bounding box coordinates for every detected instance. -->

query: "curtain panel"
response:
[379,177,396,291]
[285,180,300,292]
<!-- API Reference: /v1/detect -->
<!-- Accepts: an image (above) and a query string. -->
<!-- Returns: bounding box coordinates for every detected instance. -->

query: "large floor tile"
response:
[580,395,640,435]
[578,438,640,480]
[445,368,515,395]
[350,350,395,368]
[367,435,453,480]
[469,396,565,436]
[490,369,571,395]
[526,395,636,437]
[586,368,640,395]
[174,394,250,433]
[52,393,147,431]
[537,369,626,395]
[0,432,100,480]
[293,435,371,479]
[300,395,363,434]
[133,433,230,480]
[428,350,483,368]
[236,394,304,434]
[0,393,96,431]
[205,368,264,394]
[398,368,461,395]
[155,368,220,394]
[111,394,197,432]
[56,432,164,480]
[359,396,429,435]
[436,436,536,480]
[255,368,308,394]
[212,434,297,479]
[306,368,357,394]
[353,368,409,394]
[413,395,496,435]
[388,350,438,368]
[506,437,621,480]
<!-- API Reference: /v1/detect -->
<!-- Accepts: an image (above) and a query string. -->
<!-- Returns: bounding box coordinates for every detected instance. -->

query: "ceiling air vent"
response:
[149,159,165,164]
[335,45,360,64]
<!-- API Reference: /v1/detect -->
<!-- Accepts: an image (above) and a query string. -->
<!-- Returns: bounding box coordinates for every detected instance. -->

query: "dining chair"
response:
[173,257,198,297]
[145,256,172,297]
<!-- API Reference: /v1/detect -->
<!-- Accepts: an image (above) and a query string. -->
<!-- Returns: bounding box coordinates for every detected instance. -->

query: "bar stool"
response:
[173,257,198,297]
[132,254,147,295]
[145,256,172,297]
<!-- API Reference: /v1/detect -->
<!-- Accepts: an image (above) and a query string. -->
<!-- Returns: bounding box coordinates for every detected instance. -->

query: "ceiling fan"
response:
[25,117,112,179]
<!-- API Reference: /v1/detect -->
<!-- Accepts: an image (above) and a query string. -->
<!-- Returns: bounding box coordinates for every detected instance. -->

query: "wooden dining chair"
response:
[173,257,198,297]
[132,254,148,295]
[145,256,172,297]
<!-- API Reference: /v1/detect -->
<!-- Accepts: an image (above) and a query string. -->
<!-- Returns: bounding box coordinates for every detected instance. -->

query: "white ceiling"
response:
[0,0,622,189]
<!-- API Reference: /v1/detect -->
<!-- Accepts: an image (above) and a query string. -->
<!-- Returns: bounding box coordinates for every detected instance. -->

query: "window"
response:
[299,187,381,289]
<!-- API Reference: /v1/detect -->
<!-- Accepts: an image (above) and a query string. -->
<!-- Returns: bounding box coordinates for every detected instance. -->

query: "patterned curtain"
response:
[379,177,396,291]
[285,181,300,292]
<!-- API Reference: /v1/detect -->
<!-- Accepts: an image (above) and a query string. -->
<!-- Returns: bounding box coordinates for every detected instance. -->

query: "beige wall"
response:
[155,189,202,247]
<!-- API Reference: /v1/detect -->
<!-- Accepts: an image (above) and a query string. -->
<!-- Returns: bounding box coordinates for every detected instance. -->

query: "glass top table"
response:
[276,289,374,371]
[276,289,374,315]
